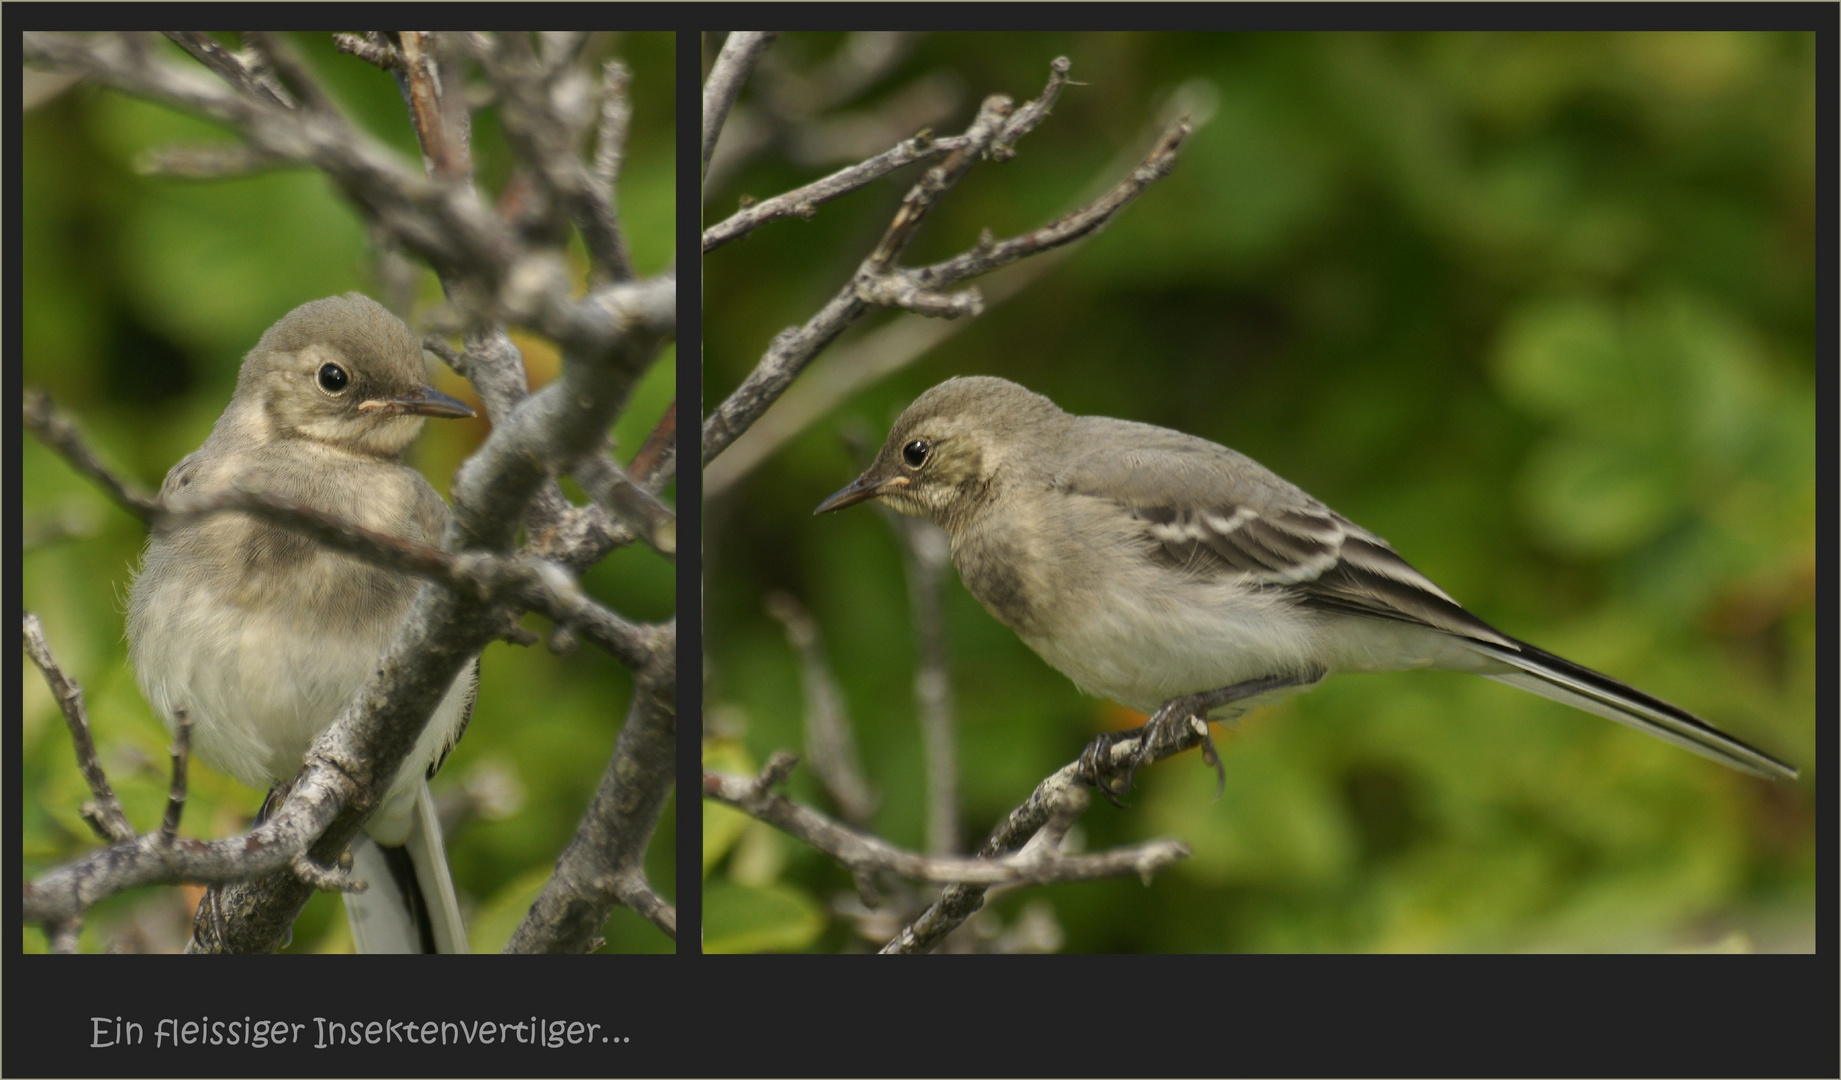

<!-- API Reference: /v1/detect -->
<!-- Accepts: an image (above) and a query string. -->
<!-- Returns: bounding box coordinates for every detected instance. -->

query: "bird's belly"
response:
[1016,575,1324,712]
[137,591,387,790]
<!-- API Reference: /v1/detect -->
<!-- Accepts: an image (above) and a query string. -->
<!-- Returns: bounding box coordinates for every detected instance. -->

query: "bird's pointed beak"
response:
[358,385,477,419]
[815,472,907,514]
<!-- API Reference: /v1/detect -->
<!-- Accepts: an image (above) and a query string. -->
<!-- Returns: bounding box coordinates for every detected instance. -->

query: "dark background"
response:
[702,31,1817,953]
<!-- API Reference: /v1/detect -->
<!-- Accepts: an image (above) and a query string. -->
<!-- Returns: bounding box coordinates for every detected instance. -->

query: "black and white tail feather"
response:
[1476,640,1794,779]
[344,781,468,953]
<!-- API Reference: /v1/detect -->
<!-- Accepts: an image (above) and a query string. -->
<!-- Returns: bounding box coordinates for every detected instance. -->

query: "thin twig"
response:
[591,60,632,215]
[22,614,136,845]
[628,399,677,491]
[704,760,1189,888]
[242,32,339,117]
[764,592,878,827]
[22,389,159,519]
[702,31,778,182]
[395,31,468,180]
[158,712,192,843]
[479,34,633,284]
[859,94,1010,276]
[881,720,1210,954]
[573,452,676,559]
[702,129,972,254]
[892,517,957,856]
[911,117,1192,293]
[333,31,399,71]
[161,31,291,107]
[701,58,1175,467]
[506,676,677,950]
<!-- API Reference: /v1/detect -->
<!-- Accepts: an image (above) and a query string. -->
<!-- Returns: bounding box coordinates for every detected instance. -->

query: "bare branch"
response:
[890,517,958,856]
[506,674,677,950]
[701,262,1041,501]
[242,32,340,117]
[21,388,159,519]
[882,720,1211,954]
[479,34,635,284]
[26,765,346,928]
[158,713,192,843]
[702,128,971,254]
[704,758,1189,888]
[628,399,677,491]
[573,451,676,559]
[134,141,284,178]
[394,31,469,180]
[709,33,942,193]
[591,60,632,218]
[702,31,778,182]
[701,57,1180,468]
[764,593,878,827]
[332,31,399,71]
[859,93,1010,275]
[911,117,1192,292]
[22,614,136,845]
[990,55,1071,157]
[161,31,291,107]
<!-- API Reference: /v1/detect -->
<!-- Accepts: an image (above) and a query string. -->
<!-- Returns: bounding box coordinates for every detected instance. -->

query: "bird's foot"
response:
[1077,694,1220,806]
[1077,671,1325,805]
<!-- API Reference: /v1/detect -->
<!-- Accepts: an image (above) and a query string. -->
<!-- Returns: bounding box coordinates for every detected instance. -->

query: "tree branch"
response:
[505,671,677,950]
[21,615,136,845]
[701,57,1184,467]
[702,31,779,182]
[25,31,677,953]
[704,754,1189,889]
[764,593,878,827]
[702,128,973,254]
[881,720,1211,954]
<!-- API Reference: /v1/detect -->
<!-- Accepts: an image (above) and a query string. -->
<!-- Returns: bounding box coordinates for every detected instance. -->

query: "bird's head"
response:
[234,293,475,458]
[815,375,1064,530]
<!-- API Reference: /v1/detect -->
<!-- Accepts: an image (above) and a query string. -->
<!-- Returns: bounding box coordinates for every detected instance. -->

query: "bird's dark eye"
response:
[902,439,931,468]
[316,363,350,394]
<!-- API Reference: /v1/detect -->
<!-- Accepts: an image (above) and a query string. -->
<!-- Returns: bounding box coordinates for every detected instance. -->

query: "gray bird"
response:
[818,375,1797,795]
[127,293,478,953]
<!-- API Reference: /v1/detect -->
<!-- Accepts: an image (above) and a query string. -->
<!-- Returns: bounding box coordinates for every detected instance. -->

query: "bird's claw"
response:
[1078,696,1227,804]
[1076,734,1135,806]
[1198,724,1226,800]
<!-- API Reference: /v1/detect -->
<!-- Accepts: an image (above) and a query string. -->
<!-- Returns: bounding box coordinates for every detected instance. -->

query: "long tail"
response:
[1474,639,1798,780]
[344,782,468,953]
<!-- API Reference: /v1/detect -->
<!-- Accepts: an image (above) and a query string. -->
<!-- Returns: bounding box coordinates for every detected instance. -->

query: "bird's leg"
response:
[1078,669,1325,804]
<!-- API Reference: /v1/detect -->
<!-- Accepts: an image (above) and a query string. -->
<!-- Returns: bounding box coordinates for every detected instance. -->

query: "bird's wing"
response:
[1051,423,1515,648]
[158,449,210,499]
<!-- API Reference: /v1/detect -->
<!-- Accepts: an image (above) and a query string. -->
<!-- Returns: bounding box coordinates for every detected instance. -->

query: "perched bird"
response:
[127,293,478,952]
[817,375,1797,794]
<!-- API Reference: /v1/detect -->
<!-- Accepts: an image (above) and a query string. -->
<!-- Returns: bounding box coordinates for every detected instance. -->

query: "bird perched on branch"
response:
[128,293,478,953]
[817,375,1797,797]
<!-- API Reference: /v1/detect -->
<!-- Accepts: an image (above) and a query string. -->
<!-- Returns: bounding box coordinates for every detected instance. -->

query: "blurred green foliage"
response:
[21,32,677,953]
[702,32,1815,953]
